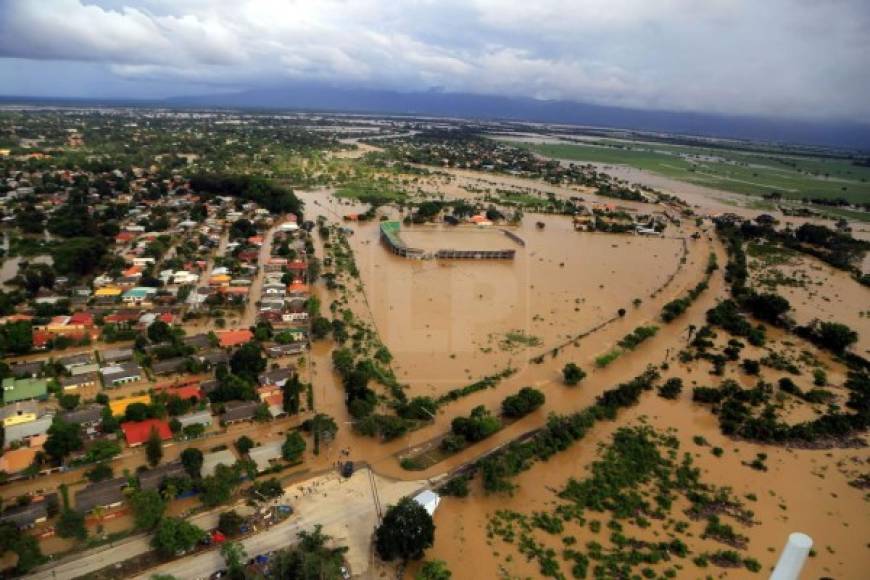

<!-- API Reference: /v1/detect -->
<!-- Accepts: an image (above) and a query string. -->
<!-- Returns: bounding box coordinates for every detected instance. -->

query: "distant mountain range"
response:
[4,84,870,150]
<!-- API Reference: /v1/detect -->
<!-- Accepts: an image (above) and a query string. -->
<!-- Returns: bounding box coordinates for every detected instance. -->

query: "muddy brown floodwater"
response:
[348,215,685,390]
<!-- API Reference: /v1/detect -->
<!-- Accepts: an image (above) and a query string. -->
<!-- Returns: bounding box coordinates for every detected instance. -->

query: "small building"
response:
[182,333,213,351]
[266,343,306,357]
[100,347,134,364]
[258,367,294,387]
[177,409,213,430]
[57,353,95,372]
[199,350,229,366]
[0,401,38,427]
[5,414,54,446]
[248,441,284,473]
[60,373,99,391]
[139,461,187,491]
[152,357,189,376]
[60,405,103,428]
[222,400,260,424]
[216,329,254,349]
[201,448,237,478]
[121,419,172,447]
[101,362,142,386]
[2,377,48,404]
[109,394,151,417]
[70,362,101,376]
[413,490,441,516]
[0,498,51,528]
[122,286,158,305]
[75,477,127,513]
[9,361,44,378]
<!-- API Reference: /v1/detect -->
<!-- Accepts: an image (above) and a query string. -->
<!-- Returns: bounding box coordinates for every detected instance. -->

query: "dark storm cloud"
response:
[1,0,868,121]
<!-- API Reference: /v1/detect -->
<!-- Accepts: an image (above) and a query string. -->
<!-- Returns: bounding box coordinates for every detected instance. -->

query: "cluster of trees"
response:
[706,300,766,346]
[476,368,660,493]
[661,253,717,322]
[190,174,303,217]
[691,370,869,444]
[501,387,545,419]
[617,325,659,350]
[442,406,502,453]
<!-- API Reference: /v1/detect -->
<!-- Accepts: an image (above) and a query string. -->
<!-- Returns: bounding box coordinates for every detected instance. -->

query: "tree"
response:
[230,342,266,381]
[283,375,302,414]
[282,431,306,462]
[268,525,347,579]
[311,316,331,340]
[0,320,33,356]
[0,522,45,573]
[125,402,151,422]
[743,292,790,323]
[147,320,173,344]
[58,393,80,411]
[235,435,254,455]
[129,489,166,530]
[562,363,586,386]
[146,426,164,467]
[302,413,338,455]
[51,237,107,276]
[85,462,113,482]
[44,418,83,461]
[375,496,435,561]
[218,510,245,537]
[814,321,858,353]
[56,509,87,540]
[501,387,545,419]
[417,560,452,580]
[200,463,243,507]
[180,447,204,479]
[151,517,204,557]
[657,378,683,400]
[221,541,247,578]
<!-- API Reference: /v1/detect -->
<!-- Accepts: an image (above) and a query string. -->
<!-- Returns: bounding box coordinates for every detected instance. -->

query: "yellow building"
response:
[0,402,38,427]
[95,286,124,297]
[109,394,151,417]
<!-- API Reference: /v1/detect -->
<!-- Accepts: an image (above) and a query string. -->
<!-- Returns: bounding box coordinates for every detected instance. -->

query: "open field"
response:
[513,139,870,203]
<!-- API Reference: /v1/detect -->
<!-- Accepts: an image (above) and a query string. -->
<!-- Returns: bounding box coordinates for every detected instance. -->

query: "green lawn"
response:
[518,141,870,204]
[335,179,406,202]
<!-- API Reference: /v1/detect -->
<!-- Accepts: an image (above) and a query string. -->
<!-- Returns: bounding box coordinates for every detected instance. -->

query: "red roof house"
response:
[169,385,202,401]
[68,312,94,327]
[217,329,254,348]
[121,419,172,447]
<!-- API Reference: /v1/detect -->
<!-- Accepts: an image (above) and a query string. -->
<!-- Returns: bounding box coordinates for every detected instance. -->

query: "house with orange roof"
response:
[216,329,254,349]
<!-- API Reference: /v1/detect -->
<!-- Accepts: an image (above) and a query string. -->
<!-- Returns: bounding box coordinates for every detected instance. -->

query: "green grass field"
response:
[335,179,406,202]
[518,140,870,204]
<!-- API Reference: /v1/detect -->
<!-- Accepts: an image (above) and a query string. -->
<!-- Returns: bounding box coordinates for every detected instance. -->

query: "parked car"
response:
[341,461,354,478]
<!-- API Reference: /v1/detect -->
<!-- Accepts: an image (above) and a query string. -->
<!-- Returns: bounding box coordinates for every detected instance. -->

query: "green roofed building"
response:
[2,377,49,404]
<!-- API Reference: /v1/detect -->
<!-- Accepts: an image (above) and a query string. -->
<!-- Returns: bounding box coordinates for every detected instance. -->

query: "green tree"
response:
[562,363,586,386]
[129,489,166,530]
[151,517,204,557]
[146,426,163,467]
[235,435,254,455]
[218,510,245,537]
[229,342,266,381]
[282,431,306,462]
[375,497,435,561]
[147,320,173,344]
[56,509,87,540]
[268,525,347,579]
[44,418,84,461]
[180,447,204,479]
[417,560,452,580]
[221,541,247,578]
[283,375,302,414]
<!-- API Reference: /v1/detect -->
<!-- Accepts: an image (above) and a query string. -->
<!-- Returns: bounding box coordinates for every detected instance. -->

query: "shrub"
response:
[562,363,586,386]
[501,387,545,419]
[658,378,683,400]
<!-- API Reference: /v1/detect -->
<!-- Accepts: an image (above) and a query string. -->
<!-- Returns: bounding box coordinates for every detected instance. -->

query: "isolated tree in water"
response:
[375,496,435,562]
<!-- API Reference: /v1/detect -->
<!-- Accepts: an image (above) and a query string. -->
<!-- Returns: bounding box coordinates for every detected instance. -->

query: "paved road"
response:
[28,509,222,580]
[135,469,424,580]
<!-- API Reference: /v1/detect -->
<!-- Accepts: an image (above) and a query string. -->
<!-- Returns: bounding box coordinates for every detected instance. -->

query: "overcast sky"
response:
[1,0,869,122]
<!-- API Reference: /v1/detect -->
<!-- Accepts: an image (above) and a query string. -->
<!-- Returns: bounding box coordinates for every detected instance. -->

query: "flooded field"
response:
[422,389,870,580]
[348,215,685,391]
[398,225,518,252]
[747,244,870,355]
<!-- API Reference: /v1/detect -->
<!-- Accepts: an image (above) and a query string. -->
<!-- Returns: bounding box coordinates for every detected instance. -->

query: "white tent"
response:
[413,490,441,517]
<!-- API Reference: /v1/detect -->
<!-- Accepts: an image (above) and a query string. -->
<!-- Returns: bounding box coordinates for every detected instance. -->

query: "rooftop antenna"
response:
[770,532,813,580]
